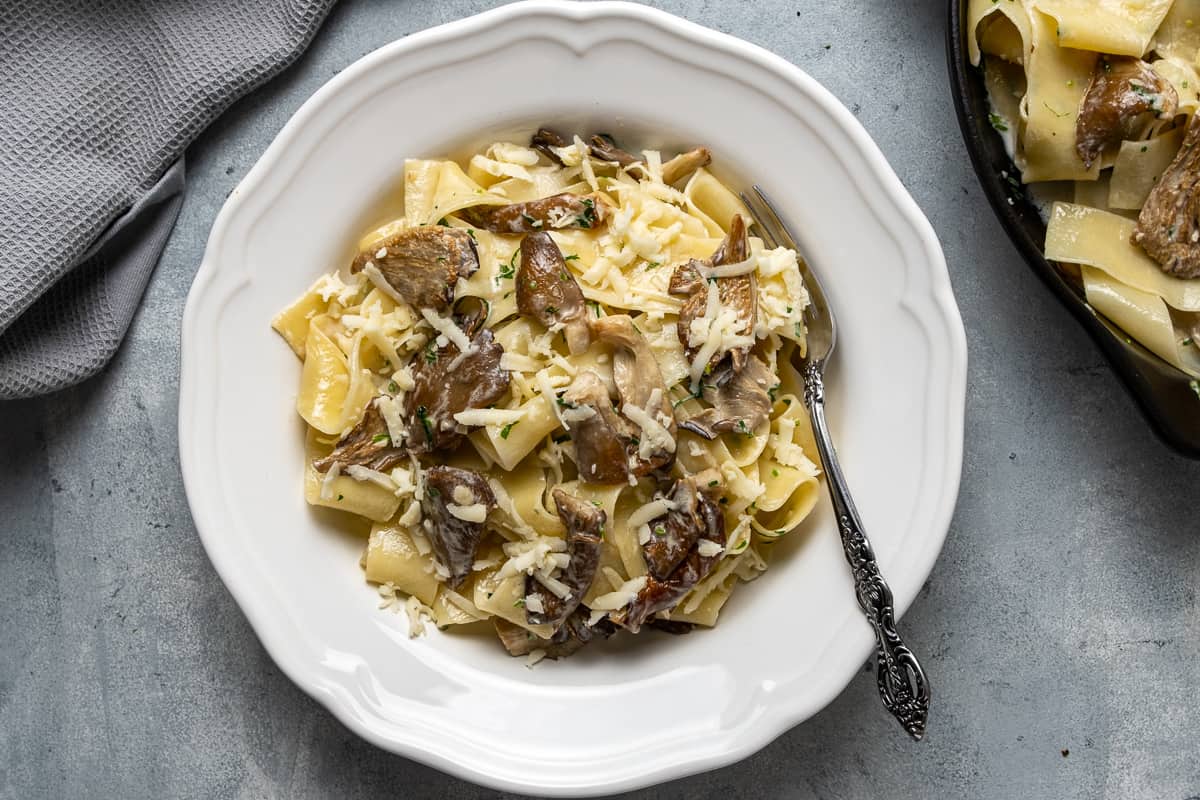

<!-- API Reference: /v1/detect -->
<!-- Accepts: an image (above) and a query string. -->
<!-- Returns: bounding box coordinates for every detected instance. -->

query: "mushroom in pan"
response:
[591,314,677,475]
[421,465,496,589]
[350,226,478,311]
[459,192,610,234]
[1076,56,1178,170]
[517,231,591,354]
[1132,114,1200,278]
[610,477,725,633]
[525,489,605,628]
[668,214,757,385]
[403,310,510,454]
[560,370,636,485]
[312,400,405,473]
[677,356,773,440]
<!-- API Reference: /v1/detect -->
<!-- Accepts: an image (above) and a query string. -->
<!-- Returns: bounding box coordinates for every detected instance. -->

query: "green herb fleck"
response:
[388,381,399,393]
[1191,379,1200,400]
[1043,102,1069,118]
[500,421,520,439]
[416,405,434,442]
[653,525,666,537]
[372,433,391,444]
[988,112,1009,132]
[589,300,601,318]
[794,321,805,338]
[1182,337,1194,347]
[771,468,779,478]
[708,479,719,487]
[768,383,780,402]
[513,598,526,608]
[544,304,558,315]
[645,261,661,269]
[575,197,597,228]
[591,500,602,507]
[425,343,438,364]
[782,398,792,406]
[1141,145,1149,153]
[337,494,344,501]
[564,254,580,261]
[437,217,449,227]
[467,228,477,241]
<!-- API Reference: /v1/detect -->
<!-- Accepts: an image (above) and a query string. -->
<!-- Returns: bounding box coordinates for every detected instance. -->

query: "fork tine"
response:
[748,185,800,252]
[739,190,780,250]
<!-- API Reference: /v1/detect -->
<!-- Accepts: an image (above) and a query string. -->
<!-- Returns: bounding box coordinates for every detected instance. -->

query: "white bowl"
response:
[179,1,966,794]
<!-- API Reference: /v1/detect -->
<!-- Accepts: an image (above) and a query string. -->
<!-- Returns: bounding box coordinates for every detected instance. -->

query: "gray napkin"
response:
[0,0,337,399]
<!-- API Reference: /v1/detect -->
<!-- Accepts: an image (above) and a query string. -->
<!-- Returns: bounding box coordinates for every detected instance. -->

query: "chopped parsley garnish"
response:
[591,500,602,507]
[424,343,438,363]
[768,383,780,402]
[736,419,750,435]
[436,217,449,227]
[337,494,344,501]
[589,300,601,317]
[426,486,440,499]
[564,254,580,261]
[645,261,661,269]
[559,271,572,282]
[521,213,542,229]
[653,525,666,537]
[500,420,520,439]
[416,405,434,441]
[372,433,391,444]
[498,248,519,280]
[771,468,780,478]
[988,112,1008,132]
[556,396,574,408]
[1141,145,1149,153]
[466,228,477,241]
[575,198,596,228]
[794,322,805,338]
[513,598,526,608]
[782,398,792,406]
[544,304,558,315]
[1182,337,1194,347]
[387,381,399,393]
[1191,379,1200,400]
[708,479,719,487]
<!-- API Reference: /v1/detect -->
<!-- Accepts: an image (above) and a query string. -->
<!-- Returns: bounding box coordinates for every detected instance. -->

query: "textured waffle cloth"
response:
[0,0,336,398]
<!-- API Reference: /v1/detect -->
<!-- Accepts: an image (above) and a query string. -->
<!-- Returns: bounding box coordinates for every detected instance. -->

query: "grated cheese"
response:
[622,388,675,460]
[626,497,678,529]
[375,395,407,447]
[447,502,487,523]
[346,465,398,491]
[319,461,342,501]
[525,594,546,614]
[404,595,432,638]
[362,262,408,307]
[590,576,648,610]
[500,352,544,373]
[420,308,472,356]
[453,407,526,427]
[451,485,474,505]
[699,254,757,279]
[697,539,724,558]
[525,649,547,668]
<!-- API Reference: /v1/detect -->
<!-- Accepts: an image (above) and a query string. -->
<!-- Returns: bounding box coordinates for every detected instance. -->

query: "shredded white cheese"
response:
[525,594,546,614]
[404,595,432,638]
[420,307,472,354]
[346,465,398,491]
[362,263,407,306]
[447,502,487,523]
[590,576,648,610]
[452,407,526,427]
[319,461,342,501]
[697,539,724,558]
[451,485,474,505]
[376,395,407,446]
[627,498,678,529]
[525,649,547,668]
[699,254,757,279]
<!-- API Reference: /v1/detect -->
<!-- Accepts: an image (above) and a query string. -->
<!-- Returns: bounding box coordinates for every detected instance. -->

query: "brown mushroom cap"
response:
[350,226,478,311]
[459,192,610,235]
[517,232,591,354]
[678,356,773,440]
[1076,56,1179,170]
[526,488,605,628]
[404,326,510,454]
[422,465,496,589]
[1133,114,1200,278]
[312,399,405,473]
[669,214,757,384]
[561,370,635,485]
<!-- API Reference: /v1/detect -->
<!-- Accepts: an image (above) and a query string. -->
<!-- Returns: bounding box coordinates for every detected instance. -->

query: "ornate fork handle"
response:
[803,362,930,741]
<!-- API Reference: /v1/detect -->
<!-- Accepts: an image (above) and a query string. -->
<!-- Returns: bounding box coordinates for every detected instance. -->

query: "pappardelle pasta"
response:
[272,129,823,663]
[969,0,1200,379]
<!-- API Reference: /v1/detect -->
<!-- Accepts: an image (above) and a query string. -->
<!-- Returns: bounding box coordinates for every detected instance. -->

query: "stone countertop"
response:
[2,1,1198,798]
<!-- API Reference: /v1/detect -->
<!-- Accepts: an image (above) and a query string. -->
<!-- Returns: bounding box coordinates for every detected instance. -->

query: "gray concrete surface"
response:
[2,1,1199,798]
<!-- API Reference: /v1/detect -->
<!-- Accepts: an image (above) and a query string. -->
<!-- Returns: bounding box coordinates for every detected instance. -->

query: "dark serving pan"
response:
[946,0,1200,458]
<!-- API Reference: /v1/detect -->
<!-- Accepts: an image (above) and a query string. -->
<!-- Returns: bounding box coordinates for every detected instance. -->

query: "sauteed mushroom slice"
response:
[678,356,773,440]
[422,465,496,588]
[495,608,617,658]
[459,192,610,234]
[669,214,757,385]
[1133,114,1200,278]
[404,326,510,454]
[530,127,570,164]
[517,231,591,354]
[313,400,406,473]
[1076,56,1178,170]
[526,489,605,627]
[591,314,677,475]
[350,226,478,311]
[561,370,635,485]
[660,146,712,185]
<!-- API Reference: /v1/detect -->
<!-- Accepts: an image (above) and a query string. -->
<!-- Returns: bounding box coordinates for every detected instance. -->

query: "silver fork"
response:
[741,186,930,741]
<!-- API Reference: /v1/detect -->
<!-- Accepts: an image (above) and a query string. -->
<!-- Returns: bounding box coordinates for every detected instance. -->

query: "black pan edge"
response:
[946,0,1200,458]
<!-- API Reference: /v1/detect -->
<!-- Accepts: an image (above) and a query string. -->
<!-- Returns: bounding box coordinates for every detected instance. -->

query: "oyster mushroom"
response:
[589,135,712,185]
[1132,114,1200,278]
[494,608,618,659]
[350,226,478,311]
[591,314,677,475]
[588,133,642,171]
[678,356,773,440]
[312,399,405,473]
[561,370,636,485]
[525,489,605,628]
[661,146,712,186]
[668,214,757,386]
[610,479,725,633]
[459,192,610,234]
[422,465,496,588]
[404,319,510,454]
[530,127,570,164]
[517,231,591,353]
[1076,56,1178,170]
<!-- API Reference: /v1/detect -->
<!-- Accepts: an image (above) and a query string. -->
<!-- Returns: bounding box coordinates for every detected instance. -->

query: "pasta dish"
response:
[968,0,1200,381]
[271,129,822,662]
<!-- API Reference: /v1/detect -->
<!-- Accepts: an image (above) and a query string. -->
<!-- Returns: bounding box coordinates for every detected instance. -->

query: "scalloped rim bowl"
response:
[179,2,966,795]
